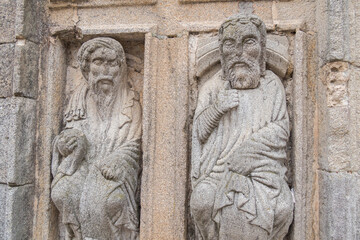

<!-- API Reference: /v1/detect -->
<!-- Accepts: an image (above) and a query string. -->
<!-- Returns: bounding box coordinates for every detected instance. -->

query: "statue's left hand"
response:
[100,161,126,182]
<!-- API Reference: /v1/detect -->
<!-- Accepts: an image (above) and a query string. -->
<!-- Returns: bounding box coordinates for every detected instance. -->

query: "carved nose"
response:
[235,45,243,57]
[102,64,110,75]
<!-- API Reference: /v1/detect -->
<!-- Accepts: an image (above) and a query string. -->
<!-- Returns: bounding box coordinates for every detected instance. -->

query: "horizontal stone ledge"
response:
[180,0,291,3]
[50,24,157,41]
[181,19,305,33]
[48,0,157,9]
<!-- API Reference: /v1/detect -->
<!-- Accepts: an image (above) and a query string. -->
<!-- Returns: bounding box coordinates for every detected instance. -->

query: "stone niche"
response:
[187,23,308,240]
[43,17,309,240]
[46,28,146,239]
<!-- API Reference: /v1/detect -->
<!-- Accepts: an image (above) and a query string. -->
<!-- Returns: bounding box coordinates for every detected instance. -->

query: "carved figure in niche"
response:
[190,14,293,240]
[51,37,142,240]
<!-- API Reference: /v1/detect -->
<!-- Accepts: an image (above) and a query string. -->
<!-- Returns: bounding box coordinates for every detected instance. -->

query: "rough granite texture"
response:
[0,0,16,43]
[1,0,360,239]
[0,98,37,185]
[0,44,15,98]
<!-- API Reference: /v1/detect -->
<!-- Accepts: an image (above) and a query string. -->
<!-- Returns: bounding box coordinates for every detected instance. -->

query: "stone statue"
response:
[51,37,142,240]
[190,14,293,240]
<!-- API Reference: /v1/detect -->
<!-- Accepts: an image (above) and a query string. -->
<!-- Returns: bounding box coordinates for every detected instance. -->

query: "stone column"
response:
[0,0,45,239]
[317,0,360,239]
[141,32,189,240]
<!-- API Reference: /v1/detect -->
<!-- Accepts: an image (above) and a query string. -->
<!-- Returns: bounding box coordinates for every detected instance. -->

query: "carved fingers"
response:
[215,89,239,113]
[100,163,126,182]
[67,137,78,152]
[57,136,78,157]
[101,165,116,180]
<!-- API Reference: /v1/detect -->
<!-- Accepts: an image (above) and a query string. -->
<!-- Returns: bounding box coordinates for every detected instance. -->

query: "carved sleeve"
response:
[195,104,225,143]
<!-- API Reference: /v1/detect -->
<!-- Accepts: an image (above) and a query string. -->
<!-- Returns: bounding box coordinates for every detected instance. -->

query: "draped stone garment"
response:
[63,80,142,240]
[191,70,293,239]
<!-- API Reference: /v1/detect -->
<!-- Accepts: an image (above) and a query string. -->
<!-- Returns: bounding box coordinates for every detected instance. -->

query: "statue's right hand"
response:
[215,89,239,113]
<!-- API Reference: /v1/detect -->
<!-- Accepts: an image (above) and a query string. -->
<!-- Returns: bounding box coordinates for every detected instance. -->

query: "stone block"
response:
[319,171,360,240]
[15,0,42,43]
[4,185,34,240]
[0,184,6,240]
[0,44,15,97]
[317,0,350,64]
[50,0,88,2]
[13,40,40,98]
[0,0,16,43]
[0,98,36,185]
[349,0,360,66]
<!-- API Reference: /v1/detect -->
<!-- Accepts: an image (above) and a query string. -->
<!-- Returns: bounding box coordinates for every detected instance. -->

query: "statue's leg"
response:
[219,203,268,240]
[190,181,217,240]
[269,183,294,240]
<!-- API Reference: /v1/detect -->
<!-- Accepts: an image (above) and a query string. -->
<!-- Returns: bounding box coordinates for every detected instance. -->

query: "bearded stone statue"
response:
[51,37,142,240]
[190,14,293,240]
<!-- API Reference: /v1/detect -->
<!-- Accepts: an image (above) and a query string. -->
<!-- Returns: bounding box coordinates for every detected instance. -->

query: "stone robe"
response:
[191,70,293,239]
[63,80,141,240]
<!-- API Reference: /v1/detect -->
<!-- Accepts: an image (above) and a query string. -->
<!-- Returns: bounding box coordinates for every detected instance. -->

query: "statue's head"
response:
[219,14,266,89]
[78,37,127,95]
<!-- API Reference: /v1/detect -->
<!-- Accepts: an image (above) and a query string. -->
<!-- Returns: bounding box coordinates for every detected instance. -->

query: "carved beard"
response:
[91,80,117,120]
[224,58,261,89]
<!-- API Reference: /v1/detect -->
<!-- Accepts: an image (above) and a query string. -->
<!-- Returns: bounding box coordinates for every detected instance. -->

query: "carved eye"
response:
[109,60,118,67]
[93,59,103,66]
[223,40,235,47]
[244,38,257,45]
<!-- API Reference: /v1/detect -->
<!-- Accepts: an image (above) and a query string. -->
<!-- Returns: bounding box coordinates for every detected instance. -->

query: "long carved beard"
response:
[92,84,116,120]
[224,58,261,89]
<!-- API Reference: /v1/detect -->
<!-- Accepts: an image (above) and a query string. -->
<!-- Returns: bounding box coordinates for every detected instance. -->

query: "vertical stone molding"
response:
[141,32,189,240]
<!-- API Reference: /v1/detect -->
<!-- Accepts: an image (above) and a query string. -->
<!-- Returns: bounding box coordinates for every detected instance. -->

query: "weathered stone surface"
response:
[0,184,6,239]
[13,40,40,98]
[319,171,360,240]
[0,0,16,43]
[0,98,36,185]
[4,185,34,240]
[15,0,42,43]
[50,0,89,3]
[266,34,290,78]
[321,62,350,108]
[349,0,360,66]
[318,62,353,172]
[0,44,15,97]
[317,0,350,64]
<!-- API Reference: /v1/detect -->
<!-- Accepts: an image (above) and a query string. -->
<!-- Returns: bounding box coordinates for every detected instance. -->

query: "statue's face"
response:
[88,47,121,95]
[220,22,262,89]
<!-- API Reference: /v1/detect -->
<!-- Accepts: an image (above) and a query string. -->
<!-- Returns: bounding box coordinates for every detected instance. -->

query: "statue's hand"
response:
[100,161,126,182]
[215,89,239,113]
[57,135,78,157]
